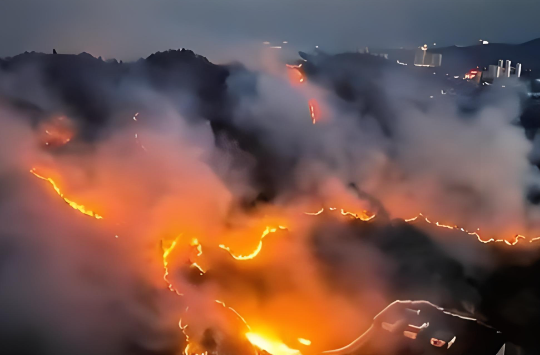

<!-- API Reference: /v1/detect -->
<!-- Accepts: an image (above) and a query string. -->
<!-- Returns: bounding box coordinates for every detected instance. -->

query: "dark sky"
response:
[1,0,540,61]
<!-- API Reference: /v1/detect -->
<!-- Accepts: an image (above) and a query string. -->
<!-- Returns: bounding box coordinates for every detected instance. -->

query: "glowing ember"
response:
[297,338,311,346]
[191,262,205,275]
[191,238,203,256]
[285,64,320,124]
[162,237,183,295]
[132,112,148,152]
[246,333,301,355]
[219,226,286,261]
[38,115,75,147]
[29,169,103,219]
[286,64,305,84]
[305,208,325,216]
[308,99,319,124]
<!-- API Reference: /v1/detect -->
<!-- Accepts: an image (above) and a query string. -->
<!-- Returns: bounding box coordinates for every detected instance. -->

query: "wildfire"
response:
[27,66,540,355]
[29,169,103,219]
[219,226,287,261]
[215,300,251,330]
[308,99,319,124]
[180,318,208,355]
[404,213,533,245]
[213,301,303,355]
[164,233,302,355]
[246,333,301,355]
[305,208,375,222]
[305,208,540,245]
[191,238,203,256]
[160,205,540,355]
[340,209,376,221]
[285,64,319,124]
[162,237,183,295]
[286,64,305,84]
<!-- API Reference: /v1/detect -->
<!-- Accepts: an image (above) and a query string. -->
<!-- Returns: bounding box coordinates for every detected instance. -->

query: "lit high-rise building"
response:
[516,63,522,78]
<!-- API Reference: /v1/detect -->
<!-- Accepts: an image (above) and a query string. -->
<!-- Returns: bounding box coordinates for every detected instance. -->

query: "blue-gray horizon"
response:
[1,0,540,62]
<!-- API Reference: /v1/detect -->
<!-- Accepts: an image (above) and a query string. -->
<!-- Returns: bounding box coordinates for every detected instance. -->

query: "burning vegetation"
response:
[1,48,540,355]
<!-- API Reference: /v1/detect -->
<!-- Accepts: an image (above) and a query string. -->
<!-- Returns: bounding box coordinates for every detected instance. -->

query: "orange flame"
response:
[167,206,540,355]
[285,64,319,124]
[213,301,301,355]
[191,262,205,275]
[246,333,301,355]
[404,213,531,245]
[29,169,103,219]
[306,208,539,246]
[305,207,325,216]
[179,317,208,355]
[162,237,183,295]
[191,238,203,256]
[183,300,301,355]
[305,208,375,222]
[308,99,319,124]
[286,64,305,84]
[297,338,311,346]
[340,209,376,221]
[219,226,287,261]
[215,300,251,330]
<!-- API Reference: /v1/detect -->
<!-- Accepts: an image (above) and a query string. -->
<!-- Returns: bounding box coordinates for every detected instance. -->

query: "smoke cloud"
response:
[0,46,540,355]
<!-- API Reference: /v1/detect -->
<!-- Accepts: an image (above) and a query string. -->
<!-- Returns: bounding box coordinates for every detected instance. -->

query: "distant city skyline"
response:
[1,0,540,62]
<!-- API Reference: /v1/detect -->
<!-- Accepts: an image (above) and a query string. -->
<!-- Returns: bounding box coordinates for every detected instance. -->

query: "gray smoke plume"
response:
[0,47,539,355]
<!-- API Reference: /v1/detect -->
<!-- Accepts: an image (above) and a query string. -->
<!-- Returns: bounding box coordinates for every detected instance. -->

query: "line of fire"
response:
[3,40,540,355]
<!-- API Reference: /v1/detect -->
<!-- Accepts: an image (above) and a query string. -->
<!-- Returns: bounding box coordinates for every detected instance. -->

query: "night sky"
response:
[1,0,540,61]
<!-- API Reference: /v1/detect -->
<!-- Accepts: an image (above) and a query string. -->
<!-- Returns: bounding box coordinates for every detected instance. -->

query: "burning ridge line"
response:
[29,168,103,219]
[285,64,319,124]
[30,162,537,353]
[404,213,528,245]
[306,208,537,246]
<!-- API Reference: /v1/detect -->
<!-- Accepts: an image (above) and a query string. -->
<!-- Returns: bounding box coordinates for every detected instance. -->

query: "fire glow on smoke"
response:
[6,54,538,355]
[30,164,540,355]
